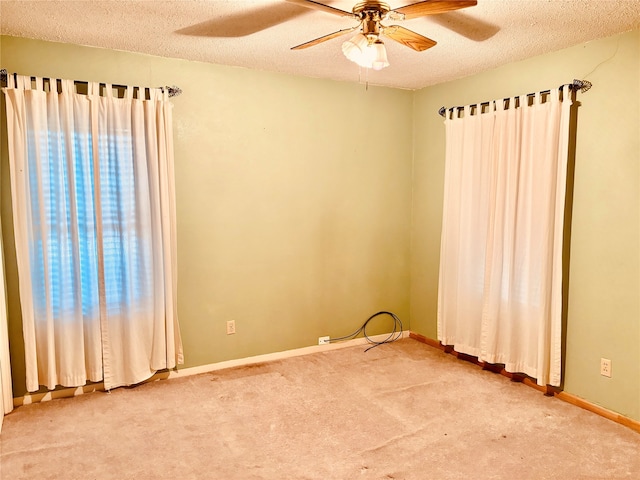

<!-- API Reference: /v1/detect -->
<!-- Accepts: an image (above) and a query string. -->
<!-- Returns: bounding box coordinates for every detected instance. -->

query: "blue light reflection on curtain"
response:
[27,124,146,322]
[98,129,150,317]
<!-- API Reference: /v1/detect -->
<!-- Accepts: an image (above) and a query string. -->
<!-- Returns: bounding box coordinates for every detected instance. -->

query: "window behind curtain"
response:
[30,127,150,321]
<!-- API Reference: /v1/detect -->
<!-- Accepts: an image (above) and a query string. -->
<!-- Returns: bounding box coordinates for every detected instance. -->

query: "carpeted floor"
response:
[1,338,639,479]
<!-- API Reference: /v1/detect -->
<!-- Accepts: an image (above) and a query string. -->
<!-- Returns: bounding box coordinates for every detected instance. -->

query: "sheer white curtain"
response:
[438,89,572,386]
[2,74,183,392]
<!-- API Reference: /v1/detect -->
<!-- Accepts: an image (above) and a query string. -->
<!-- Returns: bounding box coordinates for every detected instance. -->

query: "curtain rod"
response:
[437,79,592,117]
[0,68,182,98]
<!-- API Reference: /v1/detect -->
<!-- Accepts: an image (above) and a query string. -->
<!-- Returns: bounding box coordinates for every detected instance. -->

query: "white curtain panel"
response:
[0,217,13,421]
[2,75,183,392]
[438,89,572,386]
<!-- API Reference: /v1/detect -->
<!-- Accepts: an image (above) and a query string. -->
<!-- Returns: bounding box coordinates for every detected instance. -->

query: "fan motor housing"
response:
[354,1,390,36]
[353,1,390,16]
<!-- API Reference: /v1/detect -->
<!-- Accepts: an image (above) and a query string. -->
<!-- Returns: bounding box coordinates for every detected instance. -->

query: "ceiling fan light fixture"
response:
[341,33,369,63]
[370,40,389,70]
[353,44,376,69]
[342,33,389,70]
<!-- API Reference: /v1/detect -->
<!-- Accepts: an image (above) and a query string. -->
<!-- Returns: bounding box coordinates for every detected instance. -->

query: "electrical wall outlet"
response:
[226,320,236,335]
[318,336,330,345]
[600,358,611,377]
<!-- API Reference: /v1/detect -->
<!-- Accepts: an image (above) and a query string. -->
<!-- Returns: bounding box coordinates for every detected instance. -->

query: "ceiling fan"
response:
[286,0,477,70]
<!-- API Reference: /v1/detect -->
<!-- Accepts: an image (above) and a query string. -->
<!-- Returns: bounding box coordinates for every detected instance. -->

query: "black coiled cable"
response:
[328,311,403,352]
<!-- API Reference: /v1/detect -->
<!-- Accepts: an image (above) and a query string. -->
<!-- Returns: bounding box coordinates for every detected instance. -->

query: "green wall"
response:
[411,29,640,421]
[2,29,639,423]
[0,36,413,397]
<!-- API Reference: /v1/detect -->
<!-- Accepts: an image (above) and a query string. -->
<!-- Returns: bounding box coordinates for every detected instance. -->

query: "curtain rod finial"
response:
[572,79,592,93]
[165,85,182,97]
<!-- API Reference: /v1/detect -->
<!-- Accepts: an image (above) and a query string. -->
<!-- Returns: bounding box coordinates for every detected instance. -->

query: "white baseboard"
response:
[13,331,410,408]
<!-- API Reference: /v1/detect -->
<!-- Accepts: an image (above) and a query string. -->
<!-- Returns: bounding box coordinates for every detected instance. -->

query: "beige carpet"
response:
[1,338,639,480]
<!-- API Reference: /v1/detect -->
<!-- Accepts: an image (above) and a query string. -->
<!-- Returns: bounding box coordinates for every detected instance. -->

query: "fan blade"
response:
[429,11,499,42]
[176,3,306,38]
[291,27,358,50]
[393,0,477,20]
[285,0,355,18]
[382,25,436,51]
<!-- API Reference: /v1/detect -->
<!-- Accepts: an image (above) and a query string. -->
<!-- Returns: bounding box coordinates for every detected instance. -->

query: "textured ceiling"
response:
[1,0,640,90]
